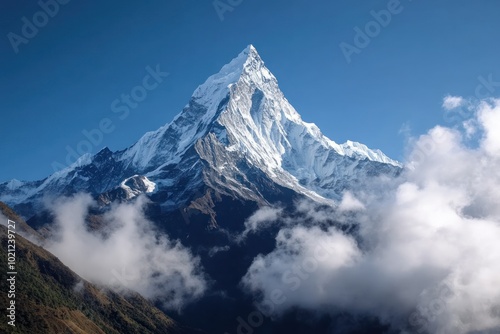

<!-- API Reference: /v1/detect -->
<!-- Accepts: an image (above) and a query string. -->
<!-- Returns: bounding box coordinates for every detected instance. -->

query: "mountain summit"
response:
[1,45,400,221]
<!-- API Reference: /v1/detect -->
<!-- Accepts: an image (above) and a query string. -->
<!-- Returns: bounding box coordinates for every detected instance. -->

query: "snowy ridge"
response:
[116,46,259,171]
[119,175,156,200]
[199,44,400,199]
[6,179,24,191]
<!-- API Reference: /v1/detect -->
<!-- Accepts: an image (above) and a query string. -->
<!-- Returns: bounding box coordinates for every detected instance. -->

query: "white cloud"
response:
[46,194,206,310]
[442,95,466,110]
[242,99,500,333]
[208,245,230,257]
[398,122,411,136]
[462,119,477,138]
[238,206,283,241]
[338,191,365,212]
[478,99,500,156]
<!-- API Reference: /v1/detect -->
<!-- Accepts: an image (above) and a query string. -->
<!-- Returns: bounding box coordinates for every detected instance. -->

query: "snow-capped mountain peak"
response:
[1,45,401,217]
[116,45,263,171]
[191,44,260,104]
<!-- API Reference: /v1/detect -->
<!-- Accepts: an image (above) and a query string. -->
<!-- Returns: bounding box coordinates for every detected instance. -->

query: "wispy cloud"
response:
[442,95,466,110]
[46,194,206,310]
[237,206,283,242]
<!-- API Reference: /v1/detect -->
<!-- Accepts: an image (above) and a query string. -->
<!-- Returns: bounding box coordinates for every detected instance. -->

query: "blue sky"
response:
[1,0,499,182]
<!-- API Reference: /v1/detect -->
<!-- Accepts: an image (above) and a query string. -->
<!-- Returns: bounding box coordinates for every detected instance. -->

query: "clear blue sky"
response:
[1,0,499,182]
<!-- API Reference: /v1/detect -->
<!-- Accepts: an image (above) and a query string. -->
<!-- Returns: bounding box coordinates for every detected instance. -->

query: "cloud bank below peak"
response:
[241,98,500,333]
[45,194,206,311]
